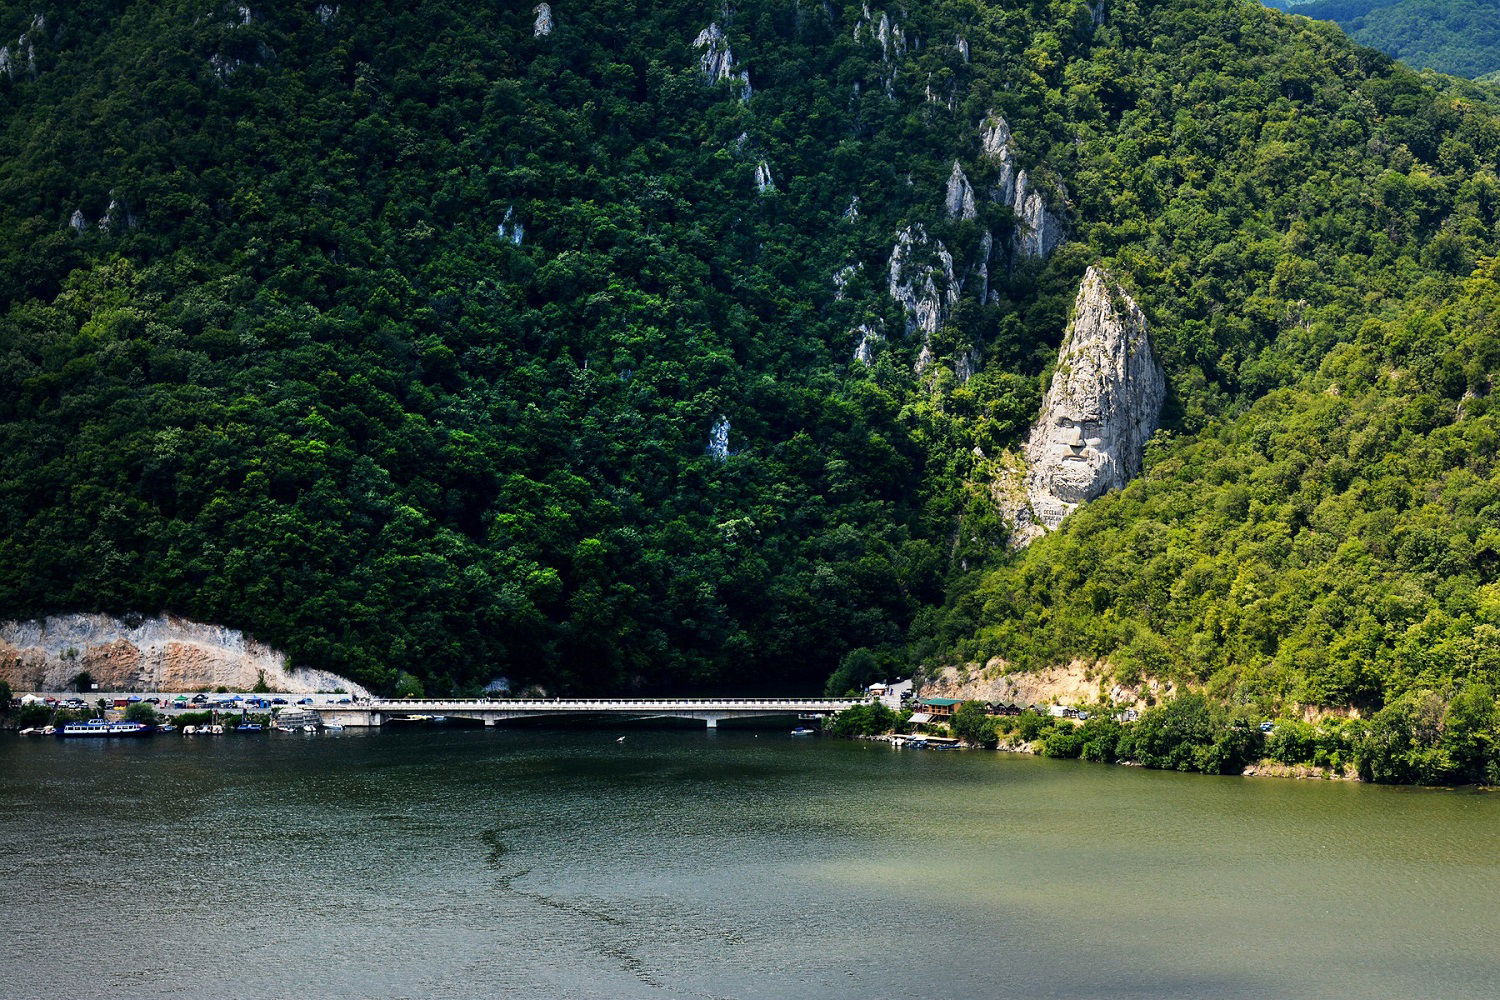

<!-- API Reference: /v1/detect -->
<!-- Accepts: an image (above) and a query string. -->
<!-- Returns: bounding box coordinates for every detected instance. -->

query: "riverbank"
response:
[853,731,1360,782]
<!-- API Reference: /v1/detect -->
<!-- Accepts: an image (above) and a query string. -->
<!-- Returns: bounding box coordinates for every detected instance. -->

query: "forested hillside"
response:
[1265,0,1500,79]
[1,0,1498,705]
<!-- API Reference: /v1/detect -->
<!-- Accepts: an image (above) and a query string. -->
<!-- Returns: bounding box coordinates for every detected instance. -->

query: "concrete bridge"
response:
[315,697,861,729]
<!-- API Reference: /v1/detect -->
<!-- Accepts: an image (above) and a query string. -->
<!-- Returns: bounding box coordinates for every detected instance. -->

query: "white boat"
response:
[182,726,197,735]
[18,727,35,735]
[58,719,151,738]
[301,724,317,732]
[323,722,344,732]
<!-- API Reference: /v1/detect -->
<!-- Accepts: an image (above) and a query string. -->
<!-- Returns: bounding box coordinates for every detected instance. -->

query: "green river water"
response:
[2,726,1497,999]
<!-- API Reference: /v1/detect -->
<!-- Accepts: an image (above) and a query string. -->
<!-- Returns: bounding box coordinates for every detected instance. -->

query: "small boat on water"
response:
[235,723,263,732]
[181,726,197,735]
[301,724,318,732]
[57,719,152,738]
[322,722,344,732]
[790,727,816,736]
[158,725,176,733]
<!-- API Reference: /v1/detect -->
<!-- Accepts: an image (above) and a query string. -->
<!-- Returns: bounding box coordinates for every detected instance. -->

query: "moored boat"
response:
[57,719,152,738]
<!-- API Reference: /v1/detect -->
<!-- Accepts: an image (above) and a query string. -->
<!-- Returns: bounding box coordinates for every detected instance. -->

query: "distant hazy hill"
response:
[1266,0,1500,78]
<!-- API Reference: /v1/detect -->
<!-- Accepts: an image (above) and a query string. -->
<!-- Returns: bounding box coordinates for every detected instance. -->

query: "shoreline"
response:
[852,732,1360,782]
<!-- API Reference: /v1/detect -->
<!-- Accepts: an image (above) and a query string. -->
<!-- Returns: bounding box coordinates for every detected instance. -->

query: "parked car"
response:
[297,697,313,705]
[191,694,209,704]
[271,698,288,705]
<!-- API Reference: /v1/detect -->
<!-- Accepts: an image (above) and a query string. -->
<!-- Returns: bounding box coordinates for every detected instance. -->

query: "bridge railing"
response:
[350,697,861,710]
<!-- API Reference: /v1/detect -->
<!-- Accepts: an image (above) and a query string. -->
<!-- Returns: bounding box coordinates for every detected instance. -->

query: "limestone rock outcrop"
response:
[533,3,553,37]
[945,160,977,221]
[999,266,1164,546]
[497,205,524,245]
[979,113,1066,259]
[852,323,883,365]
[753,160,775,194]
[707,416,731,461]
[0,613,368,695]
[693,23,751,101]
[889,224,958,372]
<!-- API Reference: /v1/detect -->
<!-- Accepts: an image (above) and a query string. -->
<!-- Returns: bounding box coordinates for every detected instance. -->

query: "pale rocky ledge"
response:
[0,613,367,695]
[996,265,1165,546]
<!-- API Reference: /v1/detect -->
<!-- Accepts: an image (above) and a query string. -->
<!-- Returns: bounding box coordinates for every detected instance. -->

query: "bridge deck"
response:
[315,697,861,727]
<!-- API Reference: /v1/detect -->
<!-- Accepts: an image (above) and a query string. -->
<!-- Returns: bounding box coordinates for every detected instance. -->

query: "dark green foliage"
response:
[1266,720,1319,764]
[1353,684,1500,783]
[1121,694,1264,774]
[1270,0,1500,79]
[950,700,997,746]
[828,650,882,695]
[827,701,903,737]
[1014,710,1053,743]
[122,701,158,724]
[0,679,10,709]
[0,0,1497,715]
[947,262,1500,724]
[15,703,51,727]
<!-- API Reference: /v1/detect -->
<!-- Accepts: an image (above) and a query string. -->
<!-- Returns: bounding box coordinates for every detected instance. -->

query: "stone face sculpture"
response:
[1002,266,1165,545]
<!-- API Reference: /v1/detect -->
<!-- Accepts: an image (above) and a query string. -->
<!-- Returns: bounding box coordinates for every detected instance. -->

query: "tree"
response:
[0,680,11,712]
[123,702,159,725]
[951,701,998,747]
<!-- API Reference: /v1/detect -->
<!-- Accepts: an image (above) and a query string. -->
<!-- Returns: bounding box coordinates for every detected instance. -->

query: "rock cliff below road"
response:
[0,613,367,694]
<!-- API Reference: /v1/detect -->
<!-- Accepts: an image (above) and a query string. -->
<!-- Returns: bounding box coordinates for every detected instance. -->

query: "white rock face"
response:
[1013,170,1065,258]
[954,36,970,62]
[0,613,369,696]
[208,53,243,81]
[945,160,977,221]
[974,229,993,305]
[497,205,524,245]
[68,209,87,233]
[981,113,1066,257]
[533,3,553,37]
[707,416,731,461]
[842,195,860,222]
[1004,266,1165,545]
[889,224,959,372]
[852,324,883,365]
[832,264,858,301]
[753,160,774,194]
[315,4,339,24]
[853,4,903,96]
[0,46,11,80]
[98,195,135,233]
[981,113,1017,207]
[693,23,751,101]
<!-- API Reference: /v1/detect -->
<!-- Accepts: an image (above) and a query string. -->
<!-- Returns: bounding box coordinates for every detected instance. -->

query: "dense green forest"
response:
[2,0,1499,729]
[1264,0,1500,79]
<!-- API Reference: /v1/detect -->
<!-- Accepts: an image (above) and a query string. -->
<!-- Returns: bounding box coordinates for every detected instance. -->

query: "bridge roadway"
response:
[314,696,861,728]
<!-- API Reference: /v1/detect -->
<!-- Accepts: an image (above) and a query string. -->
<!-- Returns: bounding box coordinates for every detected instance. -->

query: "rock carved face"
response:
[1036,410,1112,503]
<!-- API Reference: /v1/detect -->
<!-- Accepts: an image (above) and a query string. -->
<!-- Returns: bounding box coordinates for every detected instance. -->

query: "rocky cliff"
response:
[0,614,367,694]
[997,266,1165,545]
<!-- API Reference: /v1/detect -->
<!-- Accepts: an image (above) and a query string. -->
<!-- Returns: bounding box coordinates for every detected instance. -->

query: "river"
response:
[2,726,1498,999]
